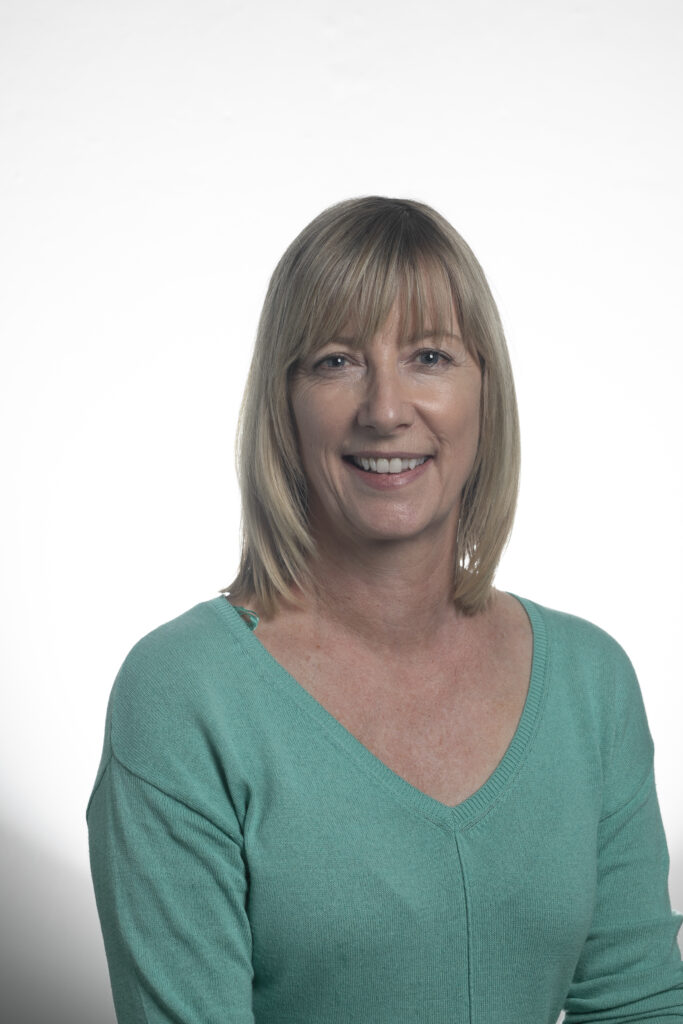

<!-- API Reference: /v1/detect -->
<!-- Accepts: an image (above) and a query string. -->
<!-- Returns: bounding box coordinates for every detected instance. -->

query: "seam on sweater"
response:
[598,761,655,824]
[108,748,245,848]
[135,979,152,1024]
[85,752,113,820]
[453,832,473,1023]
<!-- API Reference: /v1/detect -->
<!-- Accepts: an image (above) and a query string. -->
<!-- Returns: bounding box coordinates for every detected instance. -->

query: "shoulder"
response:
[118,595,243,664]
[491,589,638,690]
[111,597,246,710]
[518,594,646,715]
[515,594,655,801]
[512,593,637,676]
[106,597,257,797]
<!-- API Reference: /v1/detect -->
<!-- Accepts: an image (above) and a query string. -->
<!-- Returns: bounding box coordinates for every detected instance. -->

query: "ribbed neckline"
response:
[210,593,549,832]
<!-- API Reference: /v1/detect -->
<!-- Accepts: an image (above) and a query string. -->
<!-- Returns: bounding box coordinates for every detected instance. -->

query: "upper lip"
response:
[345,452,432,459]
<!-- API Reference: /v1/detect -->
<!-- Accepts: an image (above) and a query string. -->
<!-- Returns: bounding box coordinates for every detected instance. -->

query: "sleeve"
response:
[87,754,255,1024]
[563,644,683,1022]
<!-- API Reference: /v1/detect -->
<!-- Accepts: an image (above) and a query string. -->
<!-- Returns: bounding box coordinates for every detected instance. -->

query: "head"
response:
[222,196,520,616]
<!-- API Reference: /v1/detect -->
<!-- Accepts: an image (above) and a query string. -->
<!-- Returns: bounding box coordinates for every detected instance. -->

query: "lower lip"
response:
[344,458,432,489]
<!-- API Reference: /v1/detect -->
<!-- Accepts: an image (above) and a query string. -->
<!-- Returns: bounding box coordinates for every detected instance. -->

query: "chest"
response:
[254,629,531,808]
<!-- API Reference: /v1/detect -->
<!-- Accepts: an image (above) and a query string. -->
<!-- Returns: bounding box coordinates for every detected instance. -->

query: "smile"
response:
[348,455,430,475]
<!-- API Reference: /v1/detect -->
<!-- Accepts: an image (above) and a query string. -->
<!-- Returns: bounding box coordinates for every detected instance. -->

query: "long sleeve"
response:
[564,767,683,1021]
[563,637,683,1021]
[87,755,255,1024]
[86,603,259,1024]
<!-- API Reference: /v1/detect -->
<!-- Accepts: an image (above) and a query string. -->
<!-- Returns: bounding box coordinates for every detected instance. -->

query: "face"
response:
[289,298,482,555]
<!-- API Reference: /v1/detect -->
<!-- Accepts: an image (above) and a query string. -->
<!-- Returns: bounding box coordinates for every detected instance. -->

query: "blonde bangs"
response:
[289,214,461,367]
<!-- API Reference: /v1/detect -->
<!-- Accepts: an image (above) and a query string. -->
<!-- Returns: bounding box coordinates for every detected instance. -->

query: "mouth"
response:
[344,455,431,475]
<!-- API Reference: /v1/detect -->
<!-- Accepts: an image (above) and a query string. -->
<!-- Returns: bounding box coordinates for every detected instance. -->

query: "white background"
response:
[1,1,681,1020]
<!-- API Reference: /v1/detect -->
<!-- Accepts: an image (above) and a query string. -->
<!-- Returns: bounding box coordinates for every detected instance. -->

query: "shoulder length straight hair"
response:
[222,196,520,617]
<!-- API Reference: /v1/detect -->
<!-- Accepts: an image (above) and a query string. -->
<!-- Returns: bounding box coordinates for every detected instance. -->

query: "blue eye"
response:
[417,349,447,366]
[316,354,349,370]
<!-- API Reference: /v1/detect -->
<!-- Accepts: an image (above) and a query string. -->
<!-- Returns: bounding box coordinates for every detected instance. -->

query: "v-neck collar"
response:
[211,593,549,832]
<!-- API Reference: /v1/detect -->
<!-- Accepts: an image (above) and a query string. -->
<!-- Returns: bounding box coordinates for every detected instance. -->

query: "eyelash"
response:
[313,349,452,371]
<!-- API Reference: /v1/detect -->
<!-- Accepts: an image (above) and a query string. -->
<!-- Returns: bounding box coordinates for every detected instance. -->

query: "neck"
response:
[294,528,469,656]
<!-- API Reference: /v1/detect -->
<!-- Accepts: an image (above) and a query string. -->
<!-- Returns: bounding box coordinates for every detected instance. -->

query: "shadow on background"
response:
[672,846,683,953]
[0,820,115,1024]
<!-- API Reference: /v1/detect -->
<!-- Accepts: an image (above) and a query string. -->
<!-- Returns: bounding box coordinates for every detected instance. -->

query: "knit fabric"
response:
[87,595,683,1023]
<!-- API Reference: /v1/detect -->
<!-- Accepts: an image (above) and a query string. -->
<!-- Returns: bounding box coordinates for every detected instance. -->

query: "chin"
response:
[346,514,444,545]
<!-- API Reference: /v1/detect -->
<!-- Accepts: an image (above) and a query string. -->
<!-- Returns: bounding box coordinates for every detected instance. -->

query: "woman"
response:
[87,197,683,1023]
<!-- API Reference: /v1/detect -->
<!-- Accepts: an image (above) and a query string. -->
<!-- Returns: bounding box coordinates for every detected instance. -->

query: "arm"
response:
[563,644,683,1022]
[87,755,255,1024]
[564,766,683,1022]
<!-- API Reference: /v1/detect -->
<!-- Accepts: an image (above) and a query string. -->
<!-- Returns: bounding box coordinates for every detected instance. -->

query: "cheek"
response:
[439,386,481,476]
[293,377,353,433]
[291,389,342,475]
[440,381,481,441]
[291,386,317,452]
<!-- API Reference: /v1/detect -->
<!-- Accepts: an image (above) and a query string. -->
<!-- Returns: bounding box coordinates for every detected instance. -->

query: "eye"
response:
[416,349,451,367]
[314,353,350,370]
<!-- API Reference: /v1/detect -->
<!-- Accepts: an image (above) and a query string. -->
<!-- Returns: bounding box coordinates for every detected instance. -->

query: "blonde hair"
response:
[221,196,520,617]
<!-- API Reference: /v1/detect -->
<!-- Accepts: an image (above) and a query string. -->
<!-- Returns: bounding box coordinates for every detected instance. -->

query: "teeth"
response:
[351,456,428,474]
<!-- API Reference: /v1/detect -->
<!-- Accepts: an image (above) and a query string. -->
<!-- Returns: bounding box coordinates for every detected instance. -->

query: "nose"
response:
[356,364,413,434]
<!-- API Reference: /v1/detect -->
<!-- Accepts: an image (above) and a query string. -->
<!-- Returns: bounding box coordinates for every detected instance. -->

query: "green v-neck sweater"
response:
[87,595,683,1023]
